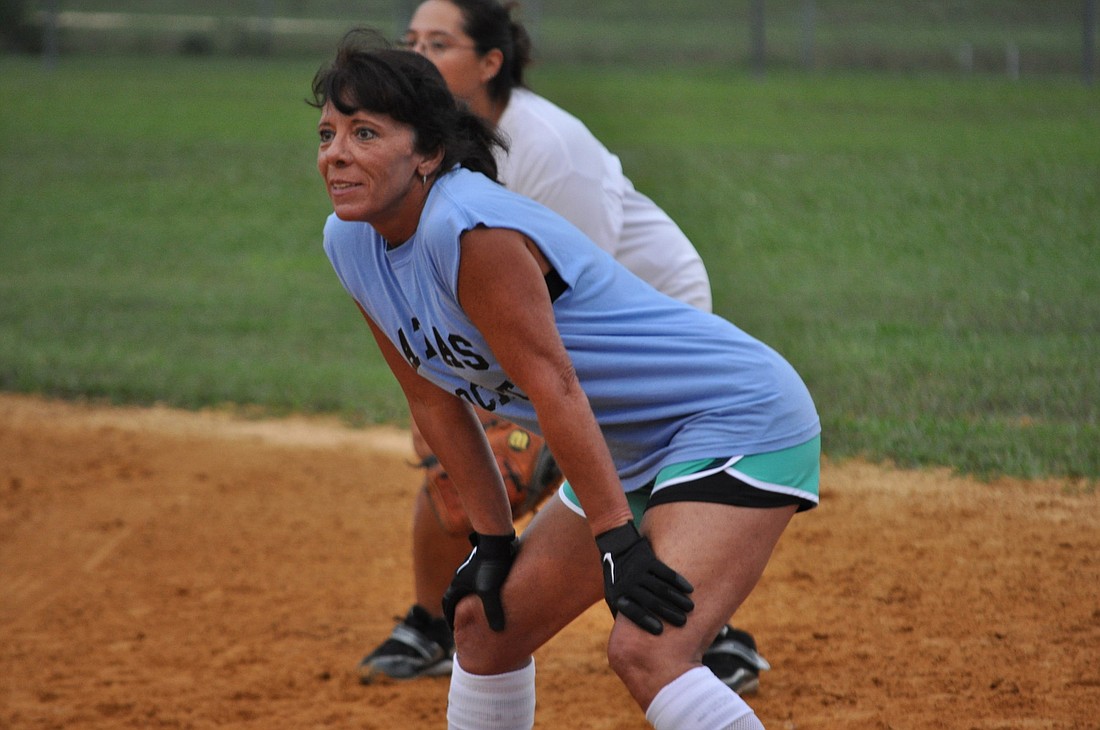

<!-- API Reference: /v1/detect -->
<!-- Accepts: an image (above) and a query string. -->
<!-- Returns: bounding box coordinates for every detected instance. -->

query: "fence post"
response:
[258,0,274,55]
[42,0,59,69]
[1006,42,1020,80]
[750,0,765,78]
[1086,0,1097,86]
[958,42,974,74]
[524,0,542,46]
[392,0,418,36]
[801,0,816,71]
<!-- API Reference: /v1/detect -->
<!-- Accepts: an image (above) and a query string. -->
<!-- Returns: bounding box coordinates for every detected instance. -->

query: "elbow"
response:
[554,362,585,400]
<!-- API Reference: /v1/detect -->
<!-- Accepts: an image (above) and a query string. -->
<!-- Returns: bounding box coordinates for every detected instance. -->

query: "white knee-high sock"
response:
[646,666,765,730]
[447,655,536,730]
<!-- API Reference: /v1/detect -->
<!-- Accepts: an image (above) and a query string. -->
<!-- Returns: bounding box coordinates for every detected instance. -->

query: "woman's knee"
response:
[451,598,492,664]
[606,625,664,683]
[452,597,527,674]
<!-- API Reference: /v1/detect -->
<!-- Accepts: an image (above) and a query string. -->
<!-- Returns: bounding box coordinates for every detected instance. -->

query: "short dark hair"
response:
[310,29,506,181]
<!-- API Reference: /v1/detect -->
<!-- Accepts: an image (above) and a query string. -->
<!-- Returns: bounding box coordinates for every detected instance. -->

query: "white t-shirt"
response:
[494,88,712,312]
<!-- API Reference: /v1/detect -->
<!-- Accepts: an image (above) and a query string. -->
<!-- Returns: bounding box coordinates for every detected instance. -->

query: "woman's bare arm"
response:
[456,227,633,537]
[358,303,514,535]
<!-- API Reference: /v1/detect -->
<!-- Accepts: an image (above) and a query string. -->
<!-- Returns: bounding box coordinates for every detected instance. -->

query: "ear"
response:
[418,145,447,178]
[478,48,504,86]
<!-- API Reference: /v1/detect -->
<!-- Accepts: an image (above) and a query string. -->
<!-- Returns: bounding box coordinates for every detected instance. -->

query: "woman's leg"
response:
[449,494,605,673]
[448,492,795,728]
[609,502,797,718]
[446,495,604,730]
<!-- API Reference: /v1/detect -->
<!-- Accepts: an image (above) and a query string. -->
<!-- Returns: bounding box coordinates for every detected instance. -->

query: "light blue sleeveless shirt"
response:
[323,167,819,492]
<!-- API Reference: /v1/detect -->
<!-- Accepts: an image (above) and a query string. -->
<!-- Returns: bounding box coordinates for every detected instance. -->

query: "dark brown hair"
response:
[448,0,533,104]
[310,29,506,181]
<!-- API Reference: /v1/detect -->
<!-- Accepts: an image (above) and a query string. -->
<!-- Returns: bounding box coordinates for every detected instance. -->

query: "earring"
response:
[421,173,428,186]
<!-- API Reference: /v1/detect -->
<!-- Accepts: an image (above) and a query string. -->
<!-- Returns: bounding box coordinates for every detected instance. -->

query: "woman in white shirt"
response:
[404,0,710,310]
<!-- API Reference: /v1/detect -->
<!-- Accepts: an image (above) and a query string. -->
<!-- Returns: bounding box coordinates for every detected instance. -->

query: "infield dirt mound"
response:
[1,394,1097,729]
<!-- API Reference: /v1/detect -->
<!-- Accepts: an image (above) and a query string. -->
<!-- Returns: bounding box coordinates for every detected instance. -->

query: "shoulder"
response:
[323,213,373,253]
[499,89,608,158]
[323,212,352,235]
[430,167,514,214]
[428,168,583,247]
[419,169,525,242]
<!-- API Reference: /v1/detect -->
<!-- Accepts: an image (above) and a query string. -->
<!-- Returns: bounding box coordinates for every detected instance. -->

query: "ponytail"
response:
[449,106,503,179]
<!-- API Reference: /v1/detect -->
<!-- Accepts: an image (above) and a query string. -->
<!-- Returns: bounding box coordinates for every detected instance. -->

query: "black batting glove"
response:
[442,531,518,633]
[595,520,695,635]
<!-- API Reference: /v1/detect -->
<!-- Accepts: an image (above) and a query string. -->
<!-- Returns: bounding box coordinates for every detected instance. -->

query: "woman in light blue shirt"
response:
[314,32,820,730]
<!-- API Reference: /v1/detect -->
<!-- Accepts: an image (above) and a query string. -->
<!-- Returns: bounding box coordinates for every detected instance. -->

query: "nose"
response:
[320,132,349,168]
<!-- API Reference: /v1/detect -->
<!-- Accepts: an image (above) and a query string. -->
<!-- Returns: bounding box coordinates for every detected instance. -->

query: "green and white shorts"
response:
[559,435,820,523]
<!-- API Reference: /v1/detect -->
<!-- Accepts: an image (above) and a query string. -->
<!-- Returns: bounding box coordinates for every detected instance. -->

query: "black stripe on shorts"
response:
[646,467,805,511]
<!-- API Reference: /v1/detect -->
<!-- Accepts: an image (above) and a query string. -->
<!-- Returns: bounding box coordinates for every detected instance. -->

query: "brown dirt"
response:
[1,393,1097,729]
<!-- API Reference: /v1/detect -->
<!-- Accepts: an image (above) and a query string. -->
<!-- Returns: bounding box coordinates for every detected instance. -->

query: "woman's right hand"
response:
[442,531,519,632]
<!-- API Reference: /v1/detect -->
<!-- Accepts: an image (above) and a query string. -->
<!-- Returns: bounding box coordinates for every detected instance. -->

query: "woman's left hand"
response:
[595,520,695,635]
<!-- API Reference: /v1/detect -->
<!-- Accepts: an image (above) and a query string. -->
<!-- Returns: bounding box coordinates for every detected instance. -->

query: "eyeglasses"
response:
[398,34,477,58]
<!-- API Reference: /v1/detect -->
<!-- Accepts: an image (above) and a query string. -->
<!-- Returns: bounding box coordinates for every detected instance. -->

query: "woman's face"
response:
[316,102,436,237]
[405,0,500,105]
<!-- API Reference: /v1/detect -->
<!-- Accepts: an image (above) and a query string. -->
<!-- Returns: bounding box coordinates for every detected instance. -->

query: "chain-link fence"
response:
[4,0,1097,81]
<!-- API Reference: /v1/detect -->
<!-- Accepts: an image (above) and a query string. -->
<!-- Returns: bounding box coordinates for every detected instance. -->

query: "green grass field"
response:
[1,56,1097,482]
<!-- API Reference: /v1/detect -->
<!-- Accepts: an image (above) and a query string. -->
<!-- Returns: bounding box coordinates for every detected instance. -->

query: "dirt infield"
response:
[1,393,1097,729]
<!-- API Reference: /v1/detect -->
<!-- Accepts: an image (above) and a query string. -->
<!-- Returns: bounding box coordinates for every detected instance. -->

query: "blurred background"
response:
[2,2,1097,480]
[3,0,1096,81]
